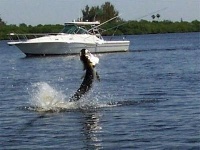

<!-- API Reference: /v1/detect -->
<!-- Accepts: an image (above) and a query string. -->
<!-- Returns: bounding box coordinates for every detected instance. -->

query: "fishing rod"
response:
[102,7,168,33]
[135,7,167,21]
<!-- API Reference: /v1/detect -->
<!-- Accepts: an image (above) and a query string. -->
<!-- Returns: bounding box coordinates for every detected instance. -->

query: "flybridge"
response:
[65,21,100,25]
[65,15,119,29]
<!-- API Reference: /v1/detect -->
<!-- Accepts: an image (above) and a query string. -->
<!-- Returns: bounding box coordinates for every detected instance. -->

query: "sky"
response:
[0,0,199,25]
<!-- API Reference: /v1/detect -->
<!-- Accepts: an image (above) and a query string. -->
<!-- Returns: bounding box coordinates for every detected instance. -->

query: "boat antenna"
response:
[102,7,168,33]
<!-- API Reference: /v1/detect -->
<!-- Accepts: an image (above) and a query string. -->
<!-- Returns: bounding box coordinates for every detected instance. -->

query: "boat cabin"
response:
[61,21,102,38]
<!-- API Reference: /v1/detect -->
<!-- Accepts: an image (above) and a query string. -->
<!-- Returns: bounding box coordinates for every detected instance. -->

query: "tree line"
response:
[0,1,200,40]
[101,19,200,35]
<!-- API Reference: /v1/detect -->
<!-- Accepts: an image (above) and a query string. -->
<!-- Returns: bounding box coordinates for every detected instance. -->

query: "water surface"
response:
[0,32,200,149]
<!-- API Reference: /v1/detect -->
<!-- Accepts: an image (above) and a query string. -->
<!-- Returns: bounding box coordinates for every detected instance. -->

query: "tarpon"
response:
[69,49,100,102]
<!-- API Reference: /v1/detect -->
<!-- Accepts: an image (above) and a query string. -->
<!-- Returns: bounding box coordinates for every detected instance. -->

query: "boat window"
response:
[61,24,88,34]
[76,27,88,34]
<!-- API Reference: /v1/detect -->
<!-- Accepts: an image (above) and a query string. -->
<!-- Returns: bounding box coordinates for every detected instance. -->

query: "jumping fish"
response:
[69,49,100,102]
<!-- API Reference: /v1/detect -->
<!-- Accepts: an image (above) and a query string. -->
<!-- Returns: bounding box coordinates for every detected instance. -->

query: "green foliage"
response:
[100,19,200,35]
[0,20,199,40]
[0,16,6,26]
[81,2,120,22]
[0,23,63,40]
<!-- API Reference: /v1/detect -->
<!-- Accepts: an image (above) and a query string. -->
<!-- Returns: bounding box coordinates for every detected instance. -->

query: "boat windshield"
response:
[61,24,88,34]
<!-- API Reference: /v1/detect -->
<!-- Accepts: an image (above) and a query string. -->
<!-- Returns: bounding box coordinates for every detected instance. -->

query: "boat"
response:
[7,19,130,56]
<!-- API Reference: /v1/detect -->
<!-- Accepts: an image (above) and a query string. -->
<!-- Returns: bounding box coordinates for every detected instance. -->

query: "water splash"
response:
[28,82,77,112]
[26,82,117,112]
[25,82,160,112]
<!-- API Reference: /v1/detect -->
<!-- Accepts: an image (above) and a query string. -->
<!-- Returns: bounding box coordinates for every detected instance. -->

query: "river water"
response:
[0,32,200,149]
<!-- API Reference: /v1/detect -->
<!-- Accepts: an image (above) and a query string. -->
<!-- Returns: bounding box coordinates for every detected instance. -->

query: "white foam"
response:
[29,82,78,111]
[27,82,117,112]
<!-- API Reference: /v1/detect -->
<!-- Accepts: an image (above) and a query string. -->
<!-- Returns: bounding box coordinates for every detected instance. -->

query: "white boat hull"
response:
[12,41,130,56]
[8,20,130,56]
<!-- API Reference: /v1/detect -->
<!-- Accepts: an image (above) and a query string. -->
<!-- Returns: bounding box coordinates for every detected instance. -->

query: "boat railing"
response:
[8,33,59,42]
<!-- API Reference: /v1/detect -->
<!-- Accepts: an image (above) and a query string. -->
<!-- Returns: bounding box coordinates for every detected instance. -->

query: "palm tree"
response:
[151,15,155,20]
[156,14,160,19]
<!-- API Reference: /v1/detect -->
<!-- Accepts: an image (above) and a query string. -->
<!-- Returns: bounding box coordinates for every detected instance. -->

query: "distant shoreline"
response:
[0,20,199,40]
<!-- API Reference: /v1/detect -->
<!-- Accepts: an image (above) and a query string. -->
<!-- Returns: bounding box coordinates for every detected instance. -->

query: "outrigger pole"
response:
[88,15,121,32]
[101,7,168,33]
